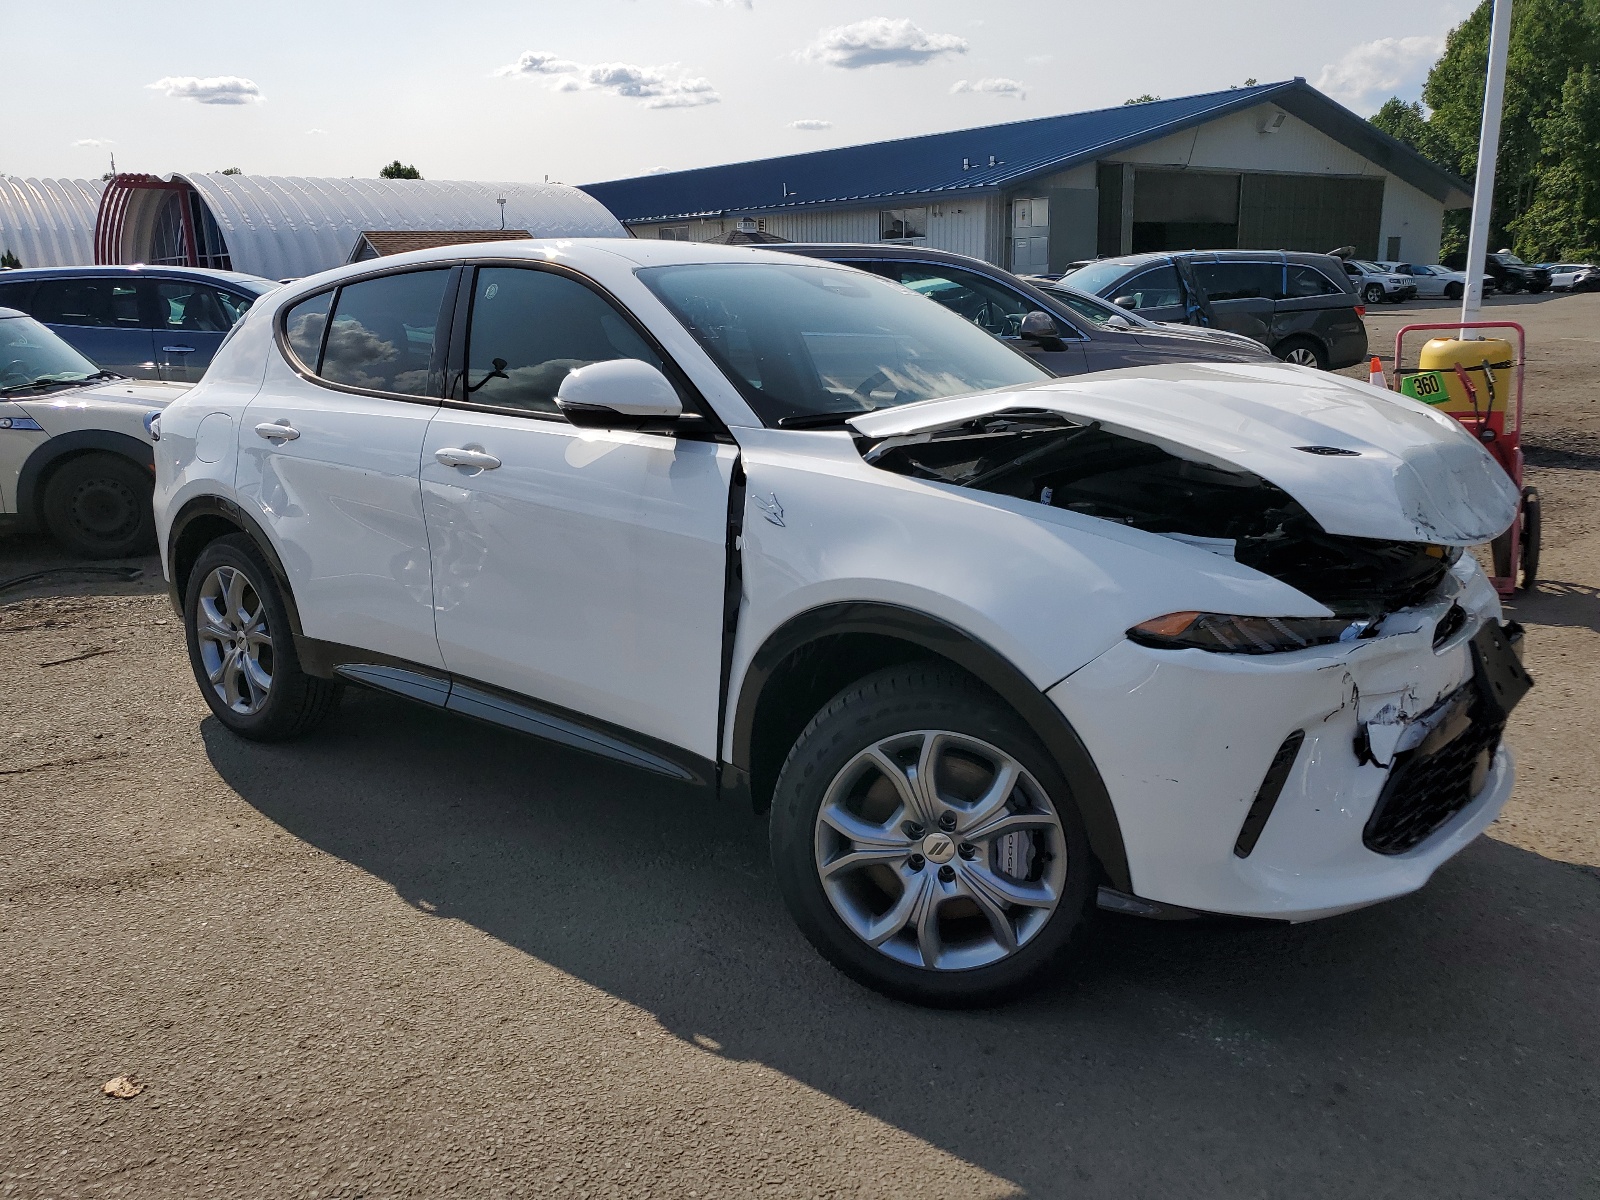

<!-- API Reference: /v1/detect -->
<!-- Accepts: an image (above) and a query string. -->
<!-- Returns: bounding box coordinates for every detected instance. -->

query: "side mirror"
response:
[1112,296,1137,310]
[1018,310,1061,341]
[555,358,683,429]
[1103,313,1135,330]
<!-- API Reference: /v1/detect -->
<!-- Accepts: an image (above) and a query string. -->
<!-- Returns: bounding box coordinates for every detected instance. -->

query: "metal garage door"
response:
[1237,175,1384,259]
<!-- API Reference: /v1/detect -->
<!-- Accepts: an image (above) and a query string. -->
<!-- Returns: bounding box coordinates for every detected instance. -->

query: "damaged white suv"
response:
[152,241,1529,1006]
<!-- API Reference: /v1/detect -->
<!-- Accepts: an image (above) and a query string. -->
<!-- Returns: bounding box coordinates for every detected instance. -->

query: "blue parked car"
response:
[0,266,278,382]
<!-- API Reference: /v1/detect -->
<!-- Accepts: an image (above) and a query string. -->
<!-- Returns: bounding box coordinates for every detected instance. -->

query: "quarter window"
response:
[283,291,332,372]
[320,270,451,396]
[461,267,672,414]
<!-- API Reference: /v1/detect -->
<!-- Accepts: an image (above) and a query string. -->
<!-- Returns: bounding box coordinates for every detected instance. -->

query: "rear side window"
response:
[1110,265,1183,309]
[1193,262,1278,302]
[320,270,451,396]
[1285,266,1342,297]
[31,278,143,328]
[461,266,669,413]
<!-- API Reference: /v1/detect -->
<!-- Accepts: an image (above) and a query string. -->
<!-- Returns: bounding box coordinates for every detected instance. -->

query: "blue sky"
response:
[8,0,1473,186]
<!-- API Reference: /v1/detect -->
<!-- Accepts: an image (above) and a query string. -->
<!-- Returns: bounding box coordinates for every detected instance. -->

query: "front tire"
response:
[769,664,1094,1007]
[40,452,155,559]
[1445,282,1464,300]
[183,534,341,741]
[1363,284,1384,304]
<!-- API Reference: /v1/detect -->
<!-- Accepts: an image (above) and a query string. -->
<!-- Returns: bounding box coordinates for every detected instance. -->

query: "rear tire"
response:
[769,663,1094,1007]
[1445,282,1464,300]
[183,534,341,741]
[1273,337,1327,371]
[40,452,155,559]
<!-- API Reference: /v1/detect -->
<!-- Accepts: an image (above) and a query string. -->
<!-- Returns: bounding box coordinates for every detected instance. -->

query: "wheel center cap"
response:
[920,832,956,864]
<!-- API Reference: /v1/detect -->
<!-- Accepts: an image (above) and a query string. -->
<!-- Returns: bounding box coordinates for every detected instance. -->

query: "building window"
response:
[147,189,233,270]
[880,208,927,243]
[657,226,691,241]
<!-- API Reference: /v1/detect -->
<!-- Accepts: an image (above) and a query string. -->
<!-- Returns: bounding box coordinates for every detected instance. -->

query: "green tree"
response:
[1,248,21,269]
[1420,0,1599,257]
[218,167,242,175]
[1122,94,1161,105]
[379,160,422,179]
[1510,64,1600,258]
[1370,97,1432,153]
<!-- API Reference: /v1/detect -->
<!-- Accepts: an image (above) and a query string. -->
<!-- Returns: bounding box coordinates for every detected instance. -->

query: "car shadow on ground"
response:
[202,687,1600,1197]
[1507,580,1600,635]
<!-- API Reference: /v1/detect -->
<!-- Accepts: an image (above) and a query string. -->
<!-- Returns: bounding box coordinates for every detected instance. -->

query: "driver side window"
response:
[460,267,673,414]
[888,265,1036,338]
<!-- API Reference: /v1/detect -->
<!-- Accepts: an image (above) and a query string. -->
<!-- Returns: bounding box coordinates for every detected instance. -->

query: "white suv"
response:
[153,241,1528,1005]
[2,306,187,556]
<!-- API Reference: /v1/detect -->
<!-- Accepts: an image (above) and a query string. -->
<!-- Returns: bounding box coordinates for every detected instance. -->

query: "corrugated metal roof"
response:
[177,176,627,279]
[0,177,105,268]
[581,80,1471,223]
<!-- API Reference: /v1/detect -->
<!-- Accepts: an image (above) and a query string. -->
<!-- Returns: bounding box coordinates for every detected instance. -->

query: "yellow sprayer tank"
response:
[1401,336,1516,433]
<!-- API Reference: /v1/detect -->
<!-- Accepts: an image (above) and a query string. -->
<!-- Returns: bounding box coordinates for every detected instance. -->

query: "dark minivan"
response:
[772,243,1271,378]
[0,266,278,383]
[1061,250,1368,370]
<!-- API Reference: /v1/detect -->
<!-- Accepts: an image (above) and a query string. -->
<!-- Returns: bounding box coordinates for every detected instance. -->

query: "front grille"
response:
[1363,696,1504,855]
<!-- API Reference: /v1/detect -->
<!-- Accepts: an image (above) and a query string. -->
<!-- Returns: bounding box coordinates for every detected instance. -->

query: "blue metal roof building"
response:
[581,80,1470,272]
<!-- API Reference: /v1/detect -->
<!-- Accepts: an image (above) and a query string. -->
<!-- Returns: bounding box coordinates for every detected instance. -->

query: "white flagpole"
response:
[1461,0,1514,331]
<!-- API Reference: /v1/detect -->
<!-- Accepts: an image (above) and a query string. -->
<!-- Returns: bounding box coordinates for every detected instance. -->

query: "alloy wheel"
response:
[1283,346,1320,367]
[812,730,1068,971]
[195,565,274,715]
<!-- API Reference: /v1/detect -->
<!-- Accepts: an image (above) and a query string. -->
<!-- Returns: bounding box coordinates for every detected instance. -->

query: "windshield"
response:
[1351,261,1383,274]
[1056,260,1138,296]
[638,262,1049,425]
[0,314,101,391]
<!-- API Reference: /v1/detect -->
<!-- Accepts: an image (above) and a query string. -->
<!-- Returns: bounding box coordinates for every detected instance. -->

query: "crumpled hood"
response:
[847,361,1519,545]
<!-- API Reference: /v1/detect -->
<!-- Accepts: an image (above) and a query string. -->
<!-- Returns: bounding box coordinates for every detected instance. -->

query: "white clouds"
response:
[800,18,968,69]
[495,51,719,108]
[951,77,1026,100]
[145,75,263,105]
[789,118,832,130]
[72,137,113,148]
[306,128,328,135]
[1315,35,1443,113]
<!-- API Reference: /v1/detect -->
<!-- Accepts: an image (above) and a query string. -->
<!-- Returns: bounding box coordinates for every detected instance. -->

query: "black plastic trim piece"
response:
[1233,731,1305,858]
[16,429,154,527]
[731,601,1131,891]
[334,663,451,707]
[715,455,747,769]
[310,641,714,786]
[163,495,304,634]
[1096,885,1290,925]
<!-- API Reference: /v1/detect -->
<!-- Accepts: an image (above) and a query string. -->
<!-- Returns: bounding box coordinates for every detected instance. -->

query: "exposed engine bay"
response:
[857,409,1458,620]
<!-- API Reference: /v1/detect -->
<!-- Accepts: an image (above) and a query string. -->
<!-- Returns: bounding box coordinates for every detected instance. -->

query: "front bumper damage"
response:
[1050,563,1526,921]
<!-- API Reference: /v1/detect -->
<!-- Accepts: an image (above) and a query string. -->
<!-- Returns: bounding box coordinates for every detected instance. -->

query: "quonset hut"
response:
[94,175,627,280]
[0,177,106,269]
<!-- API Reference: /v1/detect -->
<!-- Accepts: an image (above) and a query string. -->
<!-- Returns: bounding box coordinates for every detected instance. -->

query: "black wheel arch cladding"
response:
[732,601,1132,893]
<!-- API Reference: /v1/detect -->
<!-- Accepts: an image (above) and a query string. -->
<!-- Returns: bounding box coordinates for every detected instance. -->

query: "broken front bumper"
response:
[1049,570,1522,922]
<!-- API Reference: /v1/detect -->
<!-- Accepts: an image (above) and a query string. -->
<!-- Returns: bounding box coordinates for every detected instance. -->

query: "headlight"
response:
[1128,611,1370,654]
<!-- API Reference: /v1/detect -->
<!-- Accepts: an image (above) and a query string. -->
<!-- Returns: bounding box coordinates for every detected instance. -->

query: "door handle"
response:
[162,345,197,353]
[434,447,501,470]
[255,420,300,442]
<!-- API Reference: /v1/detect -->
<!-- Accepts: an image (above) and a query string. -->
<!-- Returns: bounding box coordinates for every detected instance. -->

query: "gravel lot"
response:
[3,291,1597,1199]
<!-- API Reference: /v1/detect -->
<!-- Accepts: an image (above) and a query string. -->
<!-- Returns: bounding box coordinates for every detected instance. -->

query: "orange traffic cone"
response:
[1368,357,1388,389]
